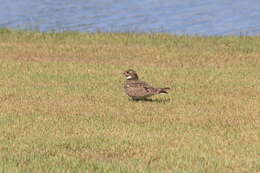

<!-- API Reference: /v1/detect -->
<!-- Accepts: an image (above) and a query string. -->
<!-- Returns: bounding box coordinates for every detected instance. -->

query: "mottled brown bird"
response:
[123,69,170,100]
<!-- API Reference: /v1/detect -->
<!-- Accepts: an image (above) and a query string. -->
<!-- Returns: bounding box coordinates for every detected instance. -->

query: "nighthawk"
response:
[123,69,170,100]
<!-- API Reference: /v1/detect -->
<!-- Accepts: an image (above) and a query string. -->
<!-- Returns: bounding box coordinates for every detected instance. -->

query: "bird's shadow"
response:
[130,98,170,103]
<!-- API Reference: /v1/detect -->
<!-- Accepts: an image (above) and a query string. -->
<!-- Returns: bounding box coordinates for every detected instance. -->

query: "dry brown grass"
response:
[0,29,259,172]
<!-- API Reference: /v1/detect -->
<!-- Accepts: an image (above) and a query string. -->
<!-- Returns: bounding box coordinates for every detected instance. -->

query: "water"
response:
[0,0,260,36]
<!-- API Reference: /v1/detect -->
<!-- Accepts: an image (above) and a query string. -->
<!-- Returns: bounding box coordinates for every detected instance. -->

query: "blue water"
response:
[0,0,260,36]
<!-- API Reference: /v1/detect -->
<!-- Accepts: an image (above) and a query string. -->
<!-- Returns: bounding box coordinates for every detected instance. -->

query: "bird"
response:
[123,69,170,100]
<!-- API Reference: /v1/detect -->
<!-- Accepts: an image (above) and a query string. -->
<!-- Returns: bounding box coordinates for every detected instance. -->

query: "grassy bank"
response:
[0,29,259,172]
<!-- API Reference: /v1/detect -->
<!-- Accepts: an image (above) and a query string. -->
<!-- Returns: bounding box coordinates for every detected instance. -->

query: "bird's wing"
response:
[125,80,157,97]
[129,80,155,89]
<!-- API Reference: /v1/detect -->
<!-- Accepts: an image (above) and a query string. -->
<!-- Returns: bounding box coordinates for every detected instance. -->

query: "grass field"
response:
[0,28,259,172]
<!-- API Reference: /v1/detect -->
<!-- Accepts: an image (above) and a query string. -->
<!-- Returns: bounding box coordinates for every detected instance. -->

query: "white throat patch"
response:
[126,76,132,79]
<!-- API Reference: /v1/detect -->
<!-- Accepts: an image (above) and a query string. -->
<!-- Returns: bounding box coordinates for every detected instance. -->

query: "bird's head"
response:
[123,69,139,80]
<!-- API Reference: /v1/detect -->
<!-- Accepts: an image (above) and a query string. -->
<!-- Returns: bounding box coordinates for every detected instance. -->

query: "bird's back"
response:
[124,80,157,99]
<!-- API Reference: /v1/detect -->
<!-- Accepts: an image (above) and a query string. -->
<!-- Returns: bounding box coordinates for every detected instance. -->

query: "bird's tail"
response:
[157,87,170,94]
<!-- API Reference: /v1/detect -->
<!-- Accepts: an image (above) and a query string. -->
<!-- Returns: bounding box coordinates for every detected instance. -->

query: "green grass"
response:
[0,28,259,173]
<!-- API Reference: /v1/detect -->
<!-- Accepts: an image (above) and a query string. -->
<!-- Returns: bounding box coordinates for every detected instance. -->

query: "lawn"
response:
[0,29,259,172]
